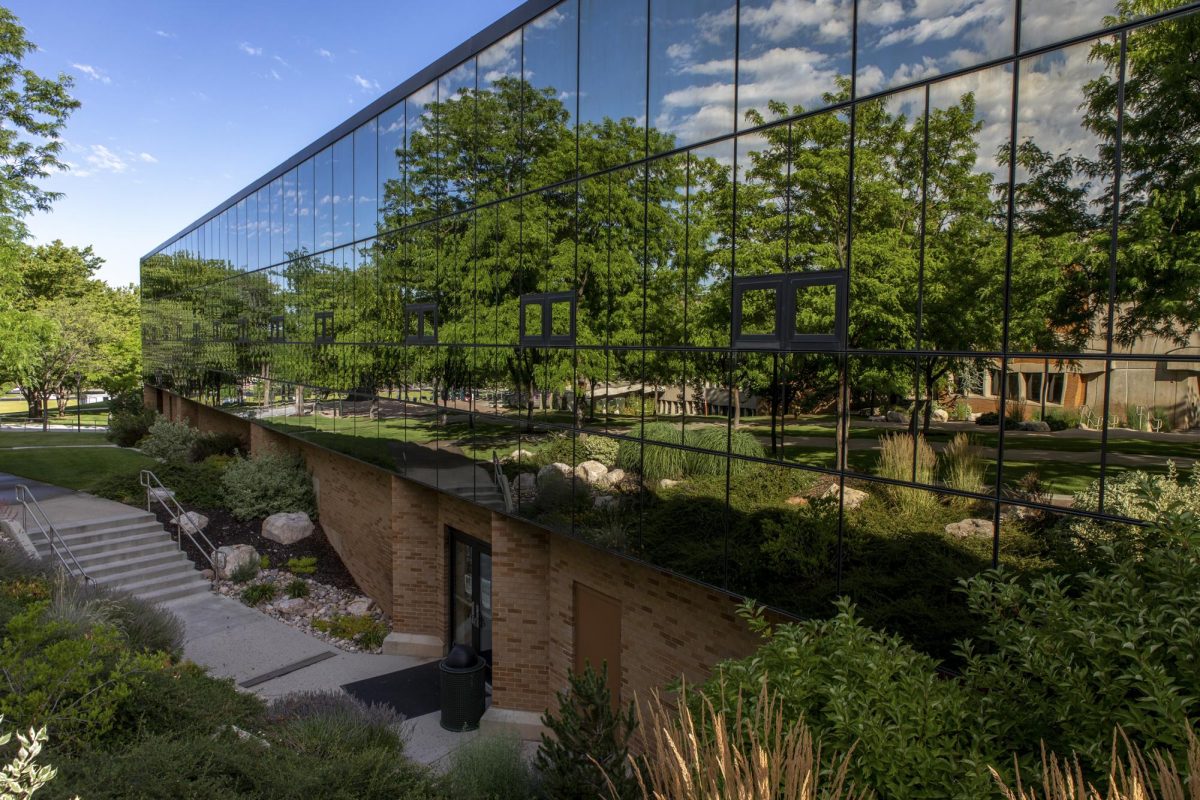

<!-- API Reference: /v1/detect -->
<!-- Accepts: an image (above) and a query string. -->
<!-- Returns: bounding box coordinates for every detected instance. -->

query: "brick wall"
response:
[390,478,443,639]
[490,513,551,713]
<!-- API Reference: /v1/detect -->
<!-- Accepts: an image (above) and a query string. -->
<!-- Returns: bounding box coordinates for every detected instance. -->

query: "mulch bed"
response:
[151,506,361,593]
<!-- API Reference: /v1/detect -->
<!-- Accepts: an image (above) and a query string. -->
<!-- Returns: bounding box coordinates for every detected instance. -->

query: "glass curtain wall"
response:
[141,0,1200,658]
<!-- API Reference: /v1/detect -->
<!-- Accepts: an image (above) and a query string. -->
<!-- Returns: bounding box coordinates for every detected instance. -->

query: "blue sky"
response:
[12,0,524,288]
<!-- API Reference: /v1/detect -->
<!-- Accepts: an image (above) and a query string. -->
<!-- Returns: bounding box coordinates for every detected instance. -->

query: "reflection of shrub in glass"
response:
[876,433,937,516]
[941,433,985,496]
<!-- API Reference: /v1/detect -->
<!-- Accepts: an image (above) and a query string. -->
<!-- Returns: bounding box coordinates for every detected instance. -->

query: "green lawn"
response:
[0,431,111,448]
[0,445,154,493]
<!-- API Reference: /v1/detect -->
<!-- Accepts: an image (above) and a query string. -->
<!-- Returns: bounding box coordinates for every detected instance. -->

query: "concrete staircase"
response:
[31,510,211,604]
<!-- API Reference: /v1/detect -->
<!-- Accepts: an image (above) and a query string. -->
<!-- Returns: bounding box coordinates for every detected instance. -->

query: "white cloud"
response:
[138,152,158,163]
[1019,0,1108,50]
[316,48,334,60]
[61,142,160,178]
[351,74,379,92]
[266,68,282,81]
[739,0,854,45]
[155,30,176,39]
[72,63,111,84]
[238,42,262,56]
[273,55,289,67]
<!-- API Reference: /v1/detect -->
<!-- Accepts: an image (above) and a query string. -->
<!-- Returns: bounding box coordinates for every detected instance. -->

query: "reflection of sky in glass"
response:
[1020,0,1118,51]
[269,177,284,266]
[283,168,297,256]
[856,0,1014,97]
[523,2,576,123]
[1017,41,1111,201]
[333,135,354,247]
[738,0,853,125]
[257,185,271,269]
[479,30,520,90]
[298,157,314,254]
[315,145,333,250]
[580,0,647,129]
[245,191,258,270]
[928,62,1012,183]
[354,119,377,241]
[650,0,736,151]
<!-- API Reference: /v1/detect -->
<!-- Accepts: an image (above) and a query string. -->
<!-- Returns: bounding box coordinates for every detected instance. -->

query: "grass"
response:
[0,431,110,447]
[0,446,156,493]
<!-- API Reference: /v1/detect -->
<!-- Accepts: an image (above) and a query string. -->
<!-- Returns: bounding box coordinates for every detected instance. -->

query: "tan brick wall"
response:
[150,388,765,721]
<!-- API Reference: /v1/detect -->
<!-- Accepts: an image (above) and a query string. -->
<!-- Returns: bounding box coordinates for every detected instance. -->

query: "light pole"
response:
[74,372,83,432]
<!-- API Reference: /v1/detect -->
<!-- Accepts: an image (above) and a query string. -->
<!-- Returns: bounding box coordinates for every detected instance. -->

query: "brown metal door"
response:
[573,582,622,705]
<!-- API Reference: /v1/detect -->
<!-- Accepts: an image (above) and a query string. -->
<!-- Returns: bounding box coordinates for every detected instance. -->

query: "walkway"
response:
[12,481,484,767]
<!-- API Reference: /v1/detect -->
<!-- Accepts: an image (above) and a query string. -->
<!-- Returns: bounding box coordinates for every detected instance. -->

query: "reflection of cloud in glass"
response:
[739,0,853,43]
[928,63,1012,181]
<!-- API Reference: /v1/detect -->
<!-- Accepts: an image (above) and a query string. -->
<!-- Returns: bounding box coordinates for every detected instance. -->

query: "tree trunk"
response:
[732,384,741,428]
[835,370,848,472]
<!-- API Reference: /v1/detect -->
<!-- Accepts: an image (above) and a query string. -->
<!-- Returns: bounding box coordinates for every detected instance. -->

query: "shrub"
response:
[259,554,271,570]
[1058,463,1200,560]
[941,432,985,495]
[106,406,155,448]
[536,663,638,800]
[0,604,161,751]
[578,432,620,466]
[685,426,765,478]
[0,716,69,799]
[313,614,388,650]
[445,734,537,800]
[699,601,996,799]
[188,431,244,462]
[240,582,277,606]
[43,574,183,657]
[962,515,1200,775]
[109,661,264,746]
[269,691,406,756]
[950,400,973,421]
[220,450,316,521]
[875,432,938,516]
[285,578,309,599]
[617,422,685,481]
[139,417,199,465]
[286,556,318,575]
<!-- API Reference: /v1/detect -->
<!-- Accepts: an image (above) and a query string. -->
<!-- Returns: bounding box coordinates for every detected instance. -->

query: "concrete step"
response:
[135,578,212,605]
[35,530,178,561]
[98,557,201,589]
[103,566,206,596]
[50,512,158,535]
[74,548,192,580]
[42,520,165,549]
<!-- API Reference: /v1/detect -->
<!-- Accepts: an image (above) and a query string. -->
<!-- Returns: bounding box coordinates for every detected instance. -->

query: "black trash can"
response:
[440,644,486,731]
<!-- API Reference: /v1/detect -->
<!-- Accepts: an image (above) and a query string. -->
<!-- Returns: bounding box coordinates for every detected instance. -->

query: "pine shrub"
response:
[220,450,316,521]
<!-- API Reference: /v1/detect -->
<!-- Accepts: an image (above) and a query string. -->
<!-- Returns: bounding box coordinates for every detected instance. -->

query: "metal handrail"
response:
[493,451,514,513]
[13,485,91,582]
[139,470,218,571]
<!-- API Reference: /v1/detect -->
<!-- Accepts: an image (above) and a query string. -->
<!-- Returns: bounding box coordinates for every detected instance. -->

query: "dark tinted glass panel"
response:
[354,119,378,242]
[649,0,736,152]
[257,185,271,269]
[298,157,315,255]
[440,58,477,211]
[283,168,298,258]
[245,192,259,271]
[379,103,405,228]
[477,31,522,203]
[333,134,354,247]
[405,81,438,223]
[738,0,852,125]
[579,0,648,172]
[269,177,284,266]
[315,145,334,250]
[523,0,577,185]
[856,0,1015,97]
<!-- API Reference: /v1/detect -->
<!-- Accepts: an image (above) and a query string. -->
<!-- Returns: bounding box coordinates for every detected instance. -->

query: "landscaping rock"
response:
[1018,420,1051,432]
[658,478,680,490]
[598,468,626,489]
[932,408,950,423]
[275,597,309,615]
[262,512,314,545]
[786,496,809,506]
[945,518,993,539]
[215,544,260,580]
[536,462,573,489]
[820,484,869,510]
[886,410,910,425]
[148,486,176,503]
[201,568,215,581]
[508,448,532,462]
[574,460,609,484]
[869,415,886,422]
[593,494,617,510]
[174,511,209,535]
[512,472,536,498]
[346,597,374,616]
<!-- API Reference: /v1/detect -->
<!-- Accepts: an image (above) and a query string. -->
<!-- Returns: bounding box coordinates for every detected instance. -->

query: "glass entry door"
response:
[449,529,492,669]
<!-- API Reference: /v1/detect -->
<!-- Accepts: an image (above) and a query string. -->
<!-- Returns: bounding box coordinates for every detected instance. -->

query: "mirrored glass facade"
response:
[142,0,1200,657]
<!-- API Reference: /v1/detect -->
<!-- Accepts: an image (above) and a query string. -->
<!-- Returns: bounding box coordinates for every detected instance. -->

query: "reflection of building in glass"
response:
[142,0,1200,730]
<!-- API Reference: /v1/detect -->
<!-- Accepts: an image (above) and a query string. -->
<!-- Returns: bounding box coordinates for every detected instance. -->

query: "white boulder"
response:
[275,597,309,615]
[536,462,573,490]
[574,460,609,484]
[215,544,260,580]
[148,486,176,503]
[262,512,314,545]
[886,410,910,425]
[512,472,536,498]
[658,478,680,490]
[820,484,869,510]
[593,494,618,510]
[932,408,950,423]
[346,597,375,616]
[1019,420,1051,432]
[598,468,626,489]
[945,518,993,539]
[174,511,209,536]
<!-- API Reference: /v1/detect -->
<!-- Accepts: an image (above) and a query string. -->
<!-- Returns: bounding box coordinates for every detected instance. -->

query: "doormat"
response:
[342,659,442,719]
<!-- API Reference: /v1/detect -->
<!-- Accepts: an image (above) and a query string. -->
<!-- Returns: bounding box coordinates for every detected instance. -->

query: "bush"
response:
[313,614,388,650]
[941,432,985,495]
[536,663,638,800]
[0,604,161,751]
[228,560,259,584]
[445,734,537,800]
[950,400,973,421]
[0,716,69,799]
[109,661,264,746]
[106,406,155,448]
[220,450,316,521]
[43,575,183,657]
[618,422,685,481]
[285,578,309,599]
[268,691,406,756]
[139,417,199,465]
[286,556,318,575]
[578,433,620,466]
[189,431,245,462]
[240,582,277,606]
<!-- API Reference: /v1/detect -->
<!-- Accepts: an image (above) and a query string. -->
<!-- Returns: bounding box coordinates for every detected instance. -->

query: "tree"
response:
[0,7,79,229]
[535,663,638,800]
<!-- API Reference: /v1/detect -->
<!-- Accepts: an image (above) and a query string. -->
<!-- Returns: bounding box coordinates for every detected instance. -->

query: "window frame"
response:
[731,272,847,351]
[519,291,576,347]
[314,310,335,344]
[404,302,439,344]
